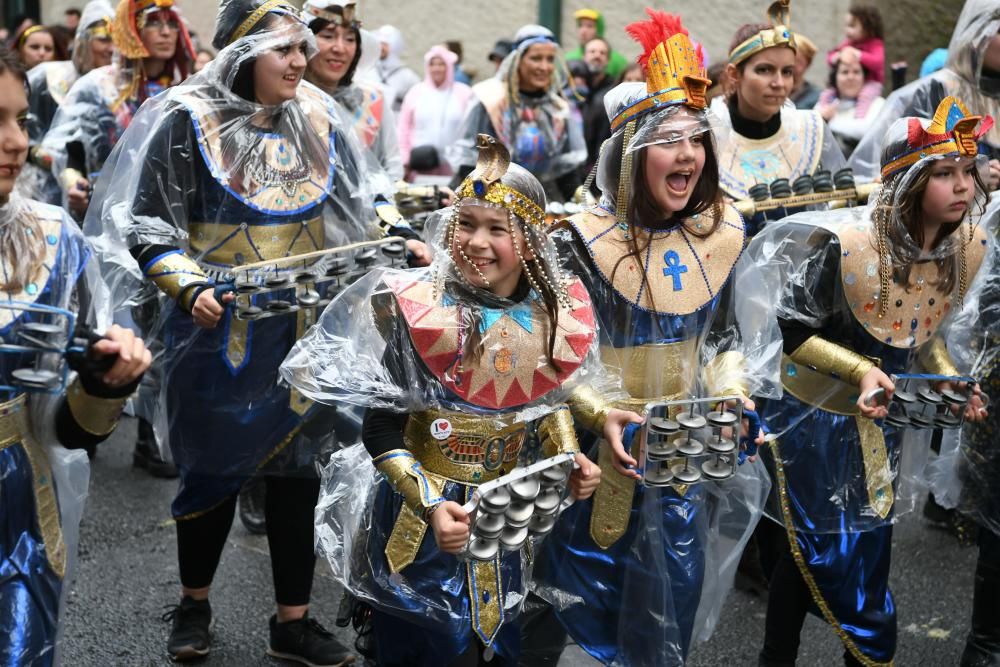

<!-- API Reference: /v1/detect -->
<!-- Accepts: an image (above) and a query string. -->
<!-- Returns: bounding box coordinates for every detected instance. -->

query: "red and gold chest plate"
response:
[383,275,598,410]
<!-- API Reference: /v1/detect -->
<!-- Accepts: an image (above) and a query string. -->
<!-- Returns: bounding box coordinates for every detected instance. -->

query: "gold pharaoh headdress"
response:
[610,9,710,132]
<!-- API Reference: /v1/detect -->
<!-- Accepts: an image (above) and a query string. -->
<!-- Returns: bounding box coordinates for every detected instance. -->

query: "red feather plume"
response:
[625,8,704,72]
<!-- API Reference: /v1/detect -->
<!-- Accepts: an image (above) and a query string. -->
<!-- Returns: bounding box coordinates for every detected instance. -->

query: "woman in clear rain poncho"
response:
[525,11,780,667]
[746,96,993,667]
[41,0,196,220]
[850,0,1000,186]
[712,0,846,236]
[21,0,114,205]
[924,205,1000,666]
[0,47,150,667]
[80,0,422,661]
[280,135,634,667]
[447,24,586,203]
[301,0,403,184]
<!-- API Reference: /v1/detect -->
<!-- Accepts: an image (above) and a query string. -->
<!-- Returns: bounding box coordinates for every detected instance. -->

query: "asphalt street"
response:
[60,417,977,666]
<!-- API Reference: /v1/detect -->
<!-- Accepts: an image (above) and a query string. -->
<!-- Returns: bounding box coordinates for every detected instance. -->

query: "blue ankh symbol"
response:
[662,250,688,291]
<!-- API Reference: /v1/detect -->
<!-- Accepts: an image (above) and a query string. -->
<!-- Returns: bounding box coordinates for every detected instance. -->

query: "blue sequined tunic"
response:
[0,201,91,667]
[130,87,364,519]
[536,206,753,667]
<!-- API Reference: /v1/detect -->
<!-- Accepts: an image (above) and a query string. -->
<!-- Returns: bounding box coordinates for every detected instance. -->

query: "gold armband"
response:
[59,168,85,193]
[918,336,962,378]
[567,385,612,433]
[538,406,580,458]
[789,335,876,386]
[703,351,750,398]
[142,250,210,310]
[373,449,445,516]
[65,378,128,437]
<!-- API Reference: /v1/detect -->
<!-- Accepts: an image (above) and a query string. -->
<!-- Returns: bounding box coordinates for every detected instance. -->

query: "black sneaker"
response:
[133,418,179,479]
[267,614,355,667]
[162,596,212,661]
[238,477,267,535]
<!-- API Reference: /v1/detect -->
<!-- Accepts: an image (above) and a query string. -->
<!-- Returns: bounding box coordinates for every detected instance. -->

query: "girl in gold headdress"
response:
[282,135,631,666]
[747,96,993,666]
[526,9,780,667]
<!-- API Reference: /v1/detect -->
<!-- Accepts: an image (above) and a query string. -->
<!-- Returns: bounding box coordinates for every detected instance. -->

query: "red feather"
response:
[625,8,703,71]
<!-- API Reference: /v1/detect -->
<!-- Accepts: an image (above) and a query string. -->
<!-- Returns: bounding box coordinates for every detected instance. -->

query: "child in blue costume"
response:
[747,96,993,666]
[713,0,847,236]
[83,1,426,662]
[526,10,781,667]
[282,135,636,666]
[0,47,151,666]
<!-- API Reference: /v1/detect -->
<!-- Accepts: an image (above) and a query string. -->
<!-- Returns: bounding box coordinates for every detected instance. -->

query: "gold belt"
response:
[404,411,525,485]
[781,354,862,416]
[600,338,698,400]
[0,393,67,578]
[0,394,29,450]
[188,217,324,267]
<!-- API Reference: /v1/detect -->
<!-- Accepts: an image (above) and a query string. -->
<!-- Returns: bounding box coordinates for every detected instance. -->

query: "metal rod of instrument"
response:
[733,182,878,216]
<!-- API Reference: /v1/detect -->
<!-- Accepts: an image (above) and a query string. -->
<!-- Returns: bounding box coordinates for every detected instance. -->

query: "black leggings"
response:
[969,528,1000,649]
[757,520,869,667]
[176,475,320,606]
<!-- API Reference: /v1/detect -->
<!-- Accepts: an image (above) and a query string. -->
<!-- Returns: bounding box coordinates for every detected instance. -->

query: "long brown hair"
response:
[881,163,988,295]
[604,122,724,313]
[0,47,46,295]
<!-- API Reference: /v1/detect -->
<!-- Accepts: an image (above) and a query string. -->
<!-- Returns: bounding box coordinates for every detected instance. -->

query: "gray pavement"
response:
[61,418,976,666]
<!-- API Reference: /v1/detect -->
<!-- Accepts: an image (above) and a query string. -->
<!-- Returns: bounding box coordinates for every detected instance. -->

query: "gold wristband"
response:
[142,251,210,308]
[789,335,876,386]
[703,350,750,398]
[918,336,961,378]
[65,378,128,437]
[568,385,612,433]
[538,406,580,458]
[374,449,445,515]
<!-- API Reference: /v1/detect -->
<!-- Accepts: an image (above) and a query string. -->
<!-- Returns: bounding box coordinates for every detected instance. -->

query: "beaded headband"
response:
[610,10,709,132]
[880,96,994,181]
[455,135,546,228]
[728,0,796,66]
[228,0,300,45]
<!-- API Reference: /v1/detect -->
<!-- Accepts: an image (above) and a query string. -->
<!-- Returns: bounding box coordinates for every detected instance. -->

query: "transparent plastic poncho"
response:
[926,200,1000,536]
[850,0,1000,180]
[282,195,621,642]
[447,26,586,197]
[529,92,782,665]
[40,3,195,199]
[81,13,387,485]
[0,193,111,665]
[745,148,992,534]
